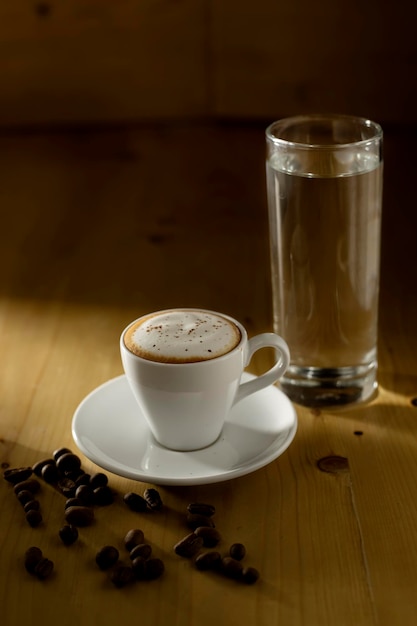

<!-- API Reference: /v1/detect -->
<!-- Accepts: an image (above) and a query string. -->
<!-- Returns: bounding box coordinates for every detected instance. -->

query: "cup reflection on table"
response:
[266,114,383,407]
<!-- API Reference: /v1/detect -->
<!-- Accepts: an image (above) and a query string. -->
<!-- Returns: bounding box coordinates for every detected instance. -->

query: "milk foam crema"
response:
[123,310,242,363]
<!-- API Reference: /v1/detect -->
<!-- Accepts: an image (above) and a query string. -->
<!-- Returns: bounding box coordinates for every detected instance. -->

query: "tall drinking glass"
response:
[266,114,383,407]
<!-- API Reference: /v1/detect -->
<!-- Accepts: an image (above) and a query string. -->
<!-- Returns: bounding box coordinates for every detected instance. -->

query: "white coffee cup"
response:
[120,308,290,451]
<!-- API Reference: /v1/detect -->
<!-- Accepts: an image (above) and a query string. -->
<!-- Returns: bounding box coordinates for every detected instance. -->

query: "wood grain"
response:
[210,0,417,123]
[0,1,208,125]
[0,1,416,126]
[1,123,417,626]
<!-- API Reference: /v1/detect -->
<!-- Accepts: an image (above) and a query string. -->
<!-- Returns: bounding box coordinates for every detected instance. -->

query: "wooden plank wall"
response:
[0,0,415,127]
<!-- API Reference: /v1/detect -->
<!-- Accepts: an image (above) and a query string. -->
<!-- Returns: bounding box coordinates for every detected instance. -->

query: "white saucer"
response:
[71,373,297,486]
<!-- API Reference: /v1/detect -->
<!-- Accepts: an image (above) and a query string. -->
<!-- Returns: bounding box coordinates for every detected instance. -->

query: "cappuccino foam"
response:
[123,310,241,363]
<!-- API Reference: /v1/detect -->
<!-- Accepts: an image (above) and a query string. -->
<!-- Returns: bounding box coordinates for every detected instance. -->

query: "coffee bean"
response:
[24,546,43,573]
[63,469,84,482]
[25,545,43,559]
[194,526,221,547]
[187,502,216,517]
[124,528,145,551]
[123,492,148,512]
[143,488,163,510]
[95,545,119,570]
[53,447,72,461]
[41,463,59,484]
[174,532,204,558]
[16,489,34,506]
[221,556,243,580]
[26,509,42,527]
[229,543,246,561]
[65,497,83,510]
[242,566,260,584]
[32,459,55,477]
[3,467,33,484]
[65,505,94,527]
[13,479,41,495]
[75,473,91,487]
[75,484,94,505]
[89,472,108,489]
[57,477,77,497]
[24,500,40,513]
[129,543,152,561]
[131,556,147,579]
[195,551,222,571]
[56,453,81,474]
[186,513,215,530]
[24,550,53,580]
[144,557,164,580]
[34,557,54,580]
[93,485,114,506]
[59,524,79,545]
[110,564,135,588]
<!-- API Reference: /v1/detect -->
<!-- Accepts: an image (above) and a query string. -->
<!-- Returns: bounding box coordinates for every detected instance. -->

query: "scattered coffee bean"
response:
[75,484,94,505]
[124,528,145,551]
[174,532,204,558]
[187,502,216,517]
[34,557,54,580]
[58,477,77,497]
[89,472,108,489]
[3,467,33,484]
[24,547,53,580]
[194,526,221,548]
[95,545,120,570]
[13,479,41,495]
[241,566,260,584]
[129,543,152,561]
[186,513,215,530]
[56,453,81,474]
[68,470,86,483]
[65,505,94,527]
[110,564,135,588]
[41,462,59,484]
[131,556,147,579]
[65,497,83,510]
[16,489,35,506]
[221,556,243,580]
[143,488,163,511]
[123,491,148,512]
[66,470,84,483]
[59,524,79,545]
[195,551,222,571]
[32,459,55,477]
[24,500,40,513]
[24,546,43,573]
[93,485,114,506]
[229,543,246,561]
[75,472,91,487]
[26,509,42,527]
[53,447,73,462]
[144,557,164,580]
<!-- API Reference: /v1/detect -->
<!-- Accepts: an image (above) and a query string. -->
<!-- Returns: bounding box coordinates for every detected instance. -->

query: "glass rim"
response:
[266,113,383,150]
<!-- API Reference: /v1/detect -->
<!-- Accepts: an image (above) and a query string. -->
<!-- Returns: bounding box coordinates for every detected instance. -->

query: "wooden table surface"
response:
[1,122,416,626]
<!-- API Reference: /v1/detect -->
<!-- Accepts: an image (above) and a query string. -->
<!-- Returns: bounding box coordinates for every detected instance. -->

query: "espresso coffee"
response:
[123,310,241,363]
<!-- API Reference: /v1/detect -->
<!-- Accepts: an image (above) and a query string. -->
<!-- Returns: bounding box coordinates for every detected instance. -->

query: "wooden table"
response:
[1,122,416,626]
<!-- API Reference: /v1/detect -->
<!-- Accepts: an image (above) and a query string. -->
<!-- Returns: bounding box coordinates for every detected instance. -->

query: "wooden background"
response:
[0,0,415,128]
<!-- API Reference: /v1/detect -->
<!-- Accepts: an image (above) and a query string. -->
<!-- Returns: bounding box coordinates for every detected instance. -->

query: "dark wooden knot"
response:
[317,455,349,474]
[34,3,52,17]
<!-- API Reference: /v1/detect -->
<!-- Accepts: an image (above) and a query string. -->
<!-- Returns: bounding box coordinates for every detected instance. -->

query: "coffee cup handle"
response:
[233,333,290,405]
